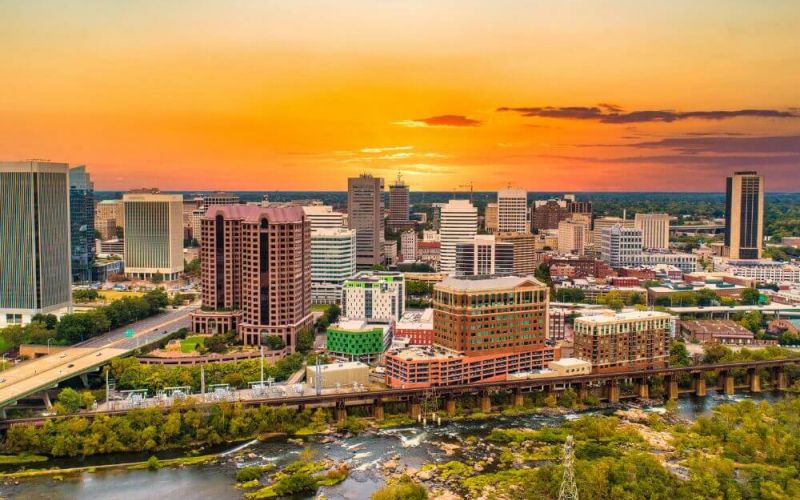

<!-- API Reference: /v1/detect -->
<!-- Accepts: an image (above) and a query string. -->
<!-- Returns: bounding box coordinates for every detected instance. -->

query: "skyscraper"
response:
[69,166,96,284]
[455,235,514,276]
[497,188,528,233]
[310,227,357,304]
[0,161,71,327]
[388,174,412,230]
[725,171,764,259]
[484,203,498,233]
[439,199,478,274]
[634,213,670,250]
[123,191,184,280]
[348,174,384,267]
[302,205,346,230]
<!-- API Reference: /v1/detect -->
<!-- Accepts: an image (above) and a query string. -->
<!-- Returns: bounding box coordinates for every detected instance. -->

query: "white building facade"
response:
[439,199,478,274]
[123,192,184,280]
[497,188,528,233]
[310,228,357,304]
[342,272,405,322]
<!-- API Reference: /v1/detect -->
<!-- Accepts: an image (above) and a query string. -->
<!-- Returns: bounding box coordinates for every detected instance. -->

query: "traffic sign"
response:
[125,329,134,338]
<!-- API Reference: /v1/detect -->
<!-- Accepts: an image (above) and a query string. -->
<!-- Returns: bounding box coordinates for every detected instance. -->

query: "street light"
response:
[47,338,53,354]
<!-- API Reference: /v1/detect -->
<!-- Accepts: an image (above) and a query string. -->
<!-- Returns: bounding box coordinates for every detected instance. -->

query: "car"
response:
[67,364,75,368]
[59,353,67,358]
[96,352,103,357]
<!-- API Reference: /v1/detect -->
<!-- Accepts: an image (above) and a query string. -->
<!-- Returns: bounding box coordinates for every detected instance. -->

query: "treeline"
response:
[109,353,306,393]
[2,403,318,457]
[0,289,169,350]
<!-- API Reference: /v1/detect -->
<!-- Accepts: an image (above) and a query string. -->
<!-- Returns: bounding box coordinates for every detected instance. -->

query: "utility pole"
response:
[201,367,205,395]
[105,369,109,406]
[558,435,579,500]
[260,345,265,386]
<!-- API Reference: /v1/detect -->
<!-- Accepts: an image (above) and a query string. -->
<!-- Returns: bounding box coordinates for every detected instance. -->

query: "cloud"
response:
[625,135,800,154]
[540,152,800,168]
[359,146,414,154]
[497,105,799,123]
[395,115,482,128]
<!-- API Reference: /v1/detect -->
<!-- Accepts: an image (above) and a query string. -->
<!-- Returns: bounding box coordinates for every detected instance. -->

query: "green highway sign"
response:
[125,329,134,338]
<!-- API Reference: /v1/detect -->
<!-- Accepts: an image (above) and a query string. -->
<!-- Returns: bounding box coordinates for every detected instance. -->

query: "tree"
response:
[372,477,428,500]
[56,388,83,414]
[327,304,341,324]
[695,289,719,307]
[81,390,96,409]
[31,313,58,330]
[738,310,763,334]
[669,339,691,367]
[265,335,285,350]
[599,291,624,311]
[273,471,318,496]
[1,325,26,349]
[151,272,164,284]
[296,328,315,353]
[740,288,761,306]
[205,334,227,353]
[555,288,585,303]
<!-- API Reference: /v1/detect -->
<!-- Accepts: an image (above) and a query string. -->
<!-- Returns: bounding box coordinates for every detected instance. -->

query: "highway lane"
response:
[0,305,197,409]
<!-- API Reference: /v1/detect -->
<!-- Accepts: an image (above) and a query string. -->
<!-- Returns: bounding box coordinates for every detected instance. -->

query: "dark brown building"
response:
[190,205,313,348]
[545,256,615,279]
[531,200,569,231]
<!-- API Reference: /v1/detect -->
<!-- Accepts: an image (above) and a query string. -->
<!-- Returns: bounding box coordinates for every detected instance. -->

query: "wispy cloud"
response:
[395,115,482,128]
[623,135,800,154]
[497,105,799,123]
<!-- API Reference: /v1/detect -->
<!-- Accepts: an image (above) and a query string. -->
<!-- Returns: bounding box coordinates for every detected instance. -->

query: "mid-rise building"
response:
[384,240,398,266]
[342,271,405,322]
[574,311,671,373]
[725,171,764,259]
[0,161,71,326]
[557,219,588,255]
[592,216,634,245]
[395,308,434,345]
[311,228,357,304]
[190,205,313,347]
[439,199,478,274]
[455,235,513,276]
[348,174,384,267]
[549,308,567,341]
[388,174,412,230]
[422,229,440,242]
[203,192,240,207]
[400,230,418,262]
[713,258,800,284]
[95,199,123,240]
[601,224,643,268]
[635,213,670,250]
[496,232,537,275]
[326,319,392,363]
[531,199,569,231]
[123,191,184,280]
[418,241,441,270]
[302,205,346,230]
[484,203,498,233]
[69,166,96,284]
[497,188,528,233]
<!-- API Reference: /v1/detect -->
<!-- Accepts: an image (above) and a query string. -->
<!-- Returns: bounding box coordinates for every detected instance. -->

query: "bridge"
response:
[2,357,797,429]
[0,305,196,415]
[669,223,725,235]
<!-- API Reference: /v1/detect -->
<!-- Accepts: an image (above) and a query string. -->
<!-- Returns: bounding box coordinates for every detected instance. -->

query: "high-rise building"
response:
[95,199,123,240]
[69,166,96,284]
[0,161,71,327]
[496,232,537,275]
[725,171,764,259]
[302,205,346,230]
[601,224,643,268]
[634,213,670,250]
[388,174,412,230]
[190,205,313,347]
[592,216,634,245]
[400,230,418,262]
[439,199,478,274]
[348,174,384,267]
[484,203,498,233]
[564,194,592,217]
[497,188,528,233]
[431,202,446,230]
[531,199,569,231]
[310,227,356,304]
[342,271,405,322]
[574,311,671,373]
[123,191,184,280]
[557,219,588,256]
[455,235,514,276]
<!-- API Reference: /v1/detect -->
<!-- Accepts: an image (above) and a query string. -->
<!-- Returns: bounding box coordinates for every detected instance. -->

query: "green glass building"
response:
[326,319,392,364]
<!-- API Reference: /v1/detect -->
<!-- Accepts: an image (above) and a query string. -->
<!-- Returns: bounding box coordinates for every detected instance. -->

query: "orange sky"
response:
[1,1,799,191]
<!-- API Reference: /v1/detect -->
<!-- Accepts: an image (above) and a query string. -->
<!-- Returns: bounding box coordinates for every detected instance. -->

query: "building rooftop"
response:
[331,320,390,332]
[576,310,671,324]
[681,320,754,338]
[438,274,544,292]
[396,308,434,329]
[314,361,369,372]
[203,204,305,223]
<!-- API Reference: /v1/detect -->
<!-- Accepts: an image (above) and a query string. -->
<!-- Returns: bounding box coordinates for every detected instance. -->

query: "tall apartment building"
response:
[0,161,71,327]
[600,224,643,268]
[95,199,123,240]
[388,175,412,230]
[557,219,589,255]
[69,166,96,284]
[400,230,418,261]
[496,232,537,275]
[348,174,384,267]
[342,271,405,322]
[592,216,634,245]
[635,213,670,250]
[455,235,514,276]
[574,311,671,373]
[439,199,478,274]
[123,191,184,280]
[725,171,764,259]
[311,228,357,304]
[484,203,498,233]
[302,205,346,230]
[497,188,528,233]
[190,205,313,347]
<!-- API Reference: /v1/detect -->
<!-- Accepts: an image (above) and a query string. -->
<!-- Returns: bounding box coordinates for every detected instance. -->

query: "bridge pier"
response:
[606,381,620,404]
[577,383,588,402]
[80,373,89,388]
[372,398,384,421]
[42,391,52,409]
[445,397,457,417]
[335,402,347,426]
[693,373,707,397]
[721,371,735,396]
[635,378,649,400]
[666,376,679,401]
[774,367,787,391]
[748,369,761,393]
[409,400,421,419]
[512,388,524,408]
[479,391,492,413]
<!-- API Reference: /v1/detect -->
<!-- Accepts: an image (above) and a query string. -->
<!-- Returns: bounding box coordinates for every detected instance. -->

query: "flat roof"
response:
[309,361,369,372]
[438,274,544,292]
[576,311,672,324]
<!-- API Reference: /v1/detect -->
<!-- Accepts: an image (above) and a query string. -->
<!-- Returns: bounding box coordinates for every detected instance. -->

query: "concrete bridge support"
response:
[479,391,492,413]
[721,371,735,396]
[773,367,787,391]
[577,383,588,402]
[666,376,679,400]
[635,378,649,399]
[80,373,89,388]
[445,397,457,417]
[606,381,620,404]
[372,398,384,421]
[335,402,347,426]
[748,369,761,393]
[42,392,53,409]
[409,400,422,420]
[512,388,524,408]
[693,373,707,397]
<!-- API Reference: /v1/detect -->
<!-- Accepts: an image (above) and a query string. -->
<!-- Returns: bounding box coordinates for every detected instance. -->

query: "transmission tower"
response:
[558,435,579,500]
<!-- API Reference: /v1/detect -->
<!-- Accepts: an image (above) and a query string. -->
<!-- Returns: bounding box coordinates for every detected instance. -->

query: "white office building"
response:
[601,224,643,268]
[302,205,346,230]
[400,230,418,262]
[497,188,528,233]
[635,213,670,250]
[342,271,405,322]
[310,228,357,304]
[558,219,588,255]
[123,192,184,280]
[439,199,478,274]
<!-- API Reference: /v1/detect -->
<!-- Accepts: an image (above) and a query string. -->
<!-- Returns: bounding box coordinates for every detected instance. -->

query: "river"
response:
[2,391,781,499]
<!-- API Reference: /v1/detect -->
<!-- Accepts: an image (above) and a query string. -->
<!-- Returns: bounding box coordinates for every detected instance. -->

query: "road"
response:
[0,305,197,410]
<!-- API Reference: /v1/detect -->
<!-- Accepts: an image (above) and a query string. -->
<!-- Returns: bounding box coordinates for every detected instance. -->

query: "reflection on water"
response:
[4,390,784,500]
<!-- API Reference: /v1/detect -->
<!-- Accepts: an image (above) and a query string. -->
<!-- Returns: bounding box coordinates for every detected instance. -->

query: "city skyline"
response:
[2,1,800,192]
